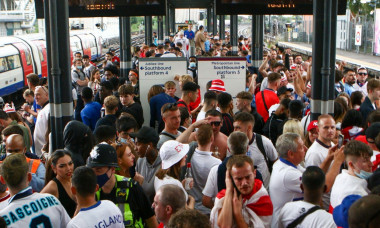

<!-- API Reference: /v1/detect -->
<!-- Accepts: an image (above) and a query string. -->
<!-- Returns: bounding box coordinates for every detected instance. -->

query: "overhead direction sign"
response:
[216,0,347,15]
[139,58,187,127]
[35,0,166,18]
[197,57,246,112]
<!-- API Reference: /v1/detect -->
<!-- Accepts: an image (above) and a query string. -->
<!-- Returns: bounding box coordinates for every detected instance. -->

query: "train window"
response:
[6,55,21,70]
[0,57,8,72]
[25,48,32,65]
[37,45,44,62]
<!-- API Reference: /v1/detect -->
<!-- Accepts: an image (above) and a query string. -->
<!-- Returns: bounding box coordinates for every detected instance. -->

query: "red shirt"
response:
[112,56,120,63]
[255,89,279,122]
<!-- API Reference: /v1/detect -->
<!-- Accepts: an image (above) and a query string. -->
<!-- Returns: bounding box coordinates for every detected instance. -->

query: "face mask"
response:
[77,65,83,70]
[97,169,110,188]
[355,170,373,180]
[189,62,196,68]
[120,137,128,144]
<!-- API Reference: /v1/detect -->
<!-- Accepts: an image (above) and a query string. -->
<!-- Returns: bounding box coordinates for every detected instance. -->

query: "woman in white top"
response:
[154,140,194,208]
[88,69,101,95]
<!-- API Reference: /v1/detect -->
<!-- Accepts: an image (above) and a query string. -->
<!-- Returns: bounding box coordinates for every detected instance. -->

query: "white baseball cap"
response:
[159,140,189,169]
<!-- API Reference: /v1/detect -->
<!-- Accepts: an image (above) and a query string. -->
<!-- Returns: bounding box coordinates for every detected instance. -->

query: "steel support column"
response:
[165,4,170,38]
[145,16,153,45]
[230,15,238,55]
[251,15,264,74]
[311,0,338,120]
[120,17,132,78]
[158,16,164,45]
[207,7,212,33]
[45,0,73,151]
[170,6,175,34]
[213,4,218,36]
[219,15,225,41]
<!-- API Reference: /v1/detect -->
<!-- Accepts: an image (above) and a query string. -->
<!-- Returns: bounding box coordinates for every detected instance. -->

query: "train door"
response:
[32,40,48,77]
[12,42,34,86]
[76,34,92,59]
[87,34,98,61]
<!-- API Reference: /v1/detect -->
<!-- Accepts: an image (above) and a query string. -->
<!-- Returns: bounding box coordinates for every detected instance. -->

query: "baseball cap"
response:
[209,79,226,92]
[129,126,159,145]
[333,194,362,228]
[365,123,380,143]
[87,143,119,168]
[277,86,293,96]
[307,120,318,132]
[357,66,367,71]
[160,140,189,169]
[3,103,15,113]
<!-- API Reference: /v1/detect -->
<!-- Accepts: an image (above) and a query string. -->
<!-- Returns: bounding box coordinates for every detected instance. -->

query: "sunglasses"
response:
[36,86,48,94]
[358,72,368,76]
[162,103,177,113]
[210,121,221,127]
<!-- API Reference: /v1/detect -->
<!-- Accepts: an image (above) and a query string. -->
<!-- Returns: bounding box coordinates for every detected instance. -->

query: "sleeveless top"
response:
[53,177,76,217]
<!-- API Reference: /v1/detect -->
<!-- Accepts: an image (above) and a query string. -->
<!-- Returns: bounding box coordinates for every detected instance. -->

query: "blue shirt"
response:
[184,30,195,40]
[81,101,102,131]
[149,92,176,128]
[32,100,42,123]
[205,40,210,52]
[343,82,355,96]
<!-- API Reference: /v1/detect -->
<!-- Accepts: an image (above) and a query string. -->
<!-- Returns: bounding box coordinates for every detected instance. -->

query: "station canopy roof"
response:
[168,0,213,8]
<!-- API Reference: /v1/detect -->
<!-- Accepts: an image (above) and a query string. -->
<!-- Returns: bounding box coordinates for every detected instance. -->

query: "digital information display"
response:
[216,0,347,15]
[35,0,166,18]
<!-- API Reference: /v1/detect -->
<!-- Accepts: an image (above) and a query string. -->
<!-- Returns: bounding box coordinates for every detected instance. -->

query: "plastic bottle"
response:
[185,163,193,191]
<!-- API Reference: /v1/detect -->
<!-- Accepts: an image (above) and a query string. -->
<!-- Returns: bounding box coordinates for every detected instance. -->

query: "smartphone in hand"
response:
[230,175,241,196]
[338,134,344,148]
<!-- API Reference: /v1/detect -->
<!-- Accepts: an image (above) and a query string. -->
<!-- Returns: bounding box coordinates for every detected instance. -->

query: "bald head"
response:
[5,134,26,154]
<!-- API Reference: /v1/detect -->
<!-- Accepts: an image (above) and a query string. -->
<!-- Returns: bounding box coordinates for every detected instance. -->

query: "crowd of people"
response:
[0,26,379,228]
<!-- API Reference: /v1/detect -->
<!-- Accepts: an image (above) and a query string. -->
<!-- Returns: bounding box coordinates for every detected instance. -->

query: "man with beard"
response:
[343,68,356,96]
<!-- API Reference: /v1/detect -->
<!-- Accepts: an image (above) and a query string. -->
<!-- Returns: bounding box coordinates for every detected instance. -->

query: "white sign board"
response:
[139,58,188,126]
[197,57,246,112]
[355,25,362,46]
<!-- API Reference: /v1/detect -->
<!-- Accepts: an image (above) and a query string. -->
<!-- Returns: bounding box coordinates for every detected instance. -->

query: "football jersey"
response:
[67,200,124,228]
[0,187,70,227]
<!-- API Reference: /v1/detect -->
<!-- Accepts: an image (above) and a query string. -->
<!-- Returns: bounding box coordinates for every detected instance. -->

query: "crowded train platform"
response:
[0,0,380,227]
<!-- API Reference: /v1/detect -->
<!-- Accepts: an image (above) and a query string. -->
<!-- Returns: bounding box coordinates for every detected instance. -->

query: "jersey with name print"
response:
[0,187,70,228]
[67,200,124,228]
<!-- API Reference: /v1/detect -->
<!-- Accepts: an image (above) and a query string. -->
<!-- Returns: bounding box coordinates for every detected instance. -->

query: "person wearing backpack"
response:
[278,166,335,228]
[71,58,89,121]
[233,112,278,188]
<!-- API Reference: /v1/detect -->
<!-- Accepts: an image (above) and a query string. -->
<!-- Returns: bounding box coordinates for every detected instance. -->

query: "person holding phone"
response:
[210,155,273,228]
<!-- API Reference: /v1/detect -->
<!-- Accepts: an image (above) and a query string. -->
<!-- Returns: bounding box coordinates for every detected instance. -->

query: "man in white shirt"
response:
[233,112,278,188]
[174,32,189,57]
[0,154,70,227]
[353,66,368,96]
[306,114,336,167]
[189,124,221,215]
[269,133,306,228]
[68,166,123,228]
[33,85,50,156]
[278,166,336,228]
[305,114,336,209]
[330,140,372,212]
